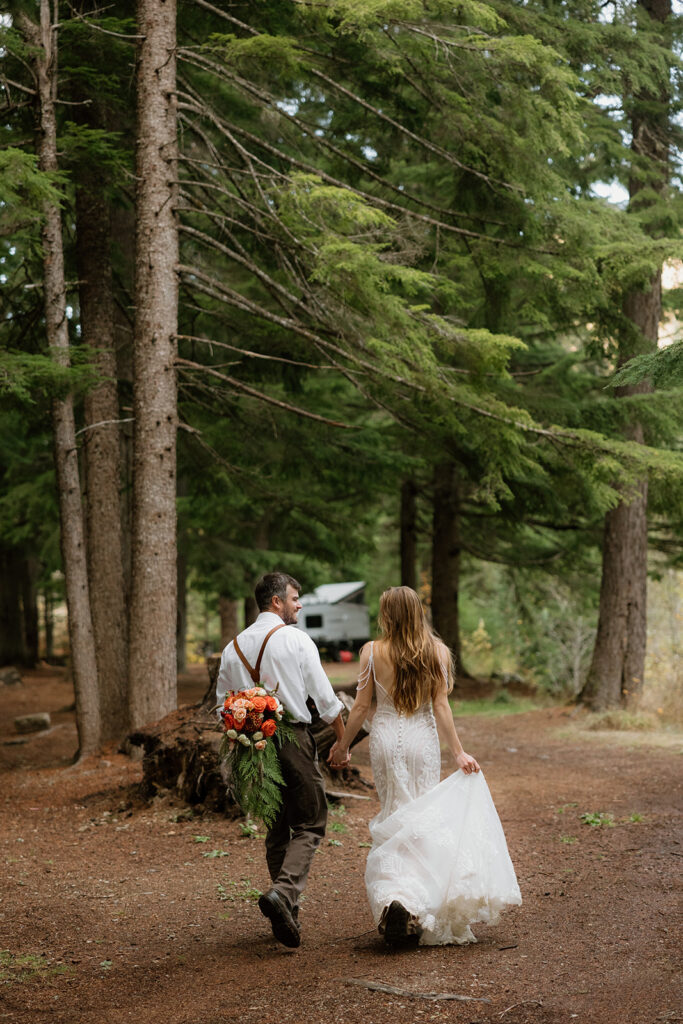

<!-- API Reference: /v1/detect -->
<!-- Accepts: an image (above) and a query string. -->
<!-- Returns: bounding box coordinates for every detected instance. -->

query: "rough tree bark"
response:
[581,0,670,710]
[400,479,418,590]
[19,1,101,752]
[176,543,187,673]
[111,201,136,599]
[76,183,129,741]
[128,0,180,729]
[431,463,465,677]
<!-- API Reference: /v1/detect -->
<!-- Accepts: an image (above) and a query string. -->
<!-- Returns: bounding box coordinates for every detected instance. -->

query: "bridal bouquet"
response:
[219,686,296,829]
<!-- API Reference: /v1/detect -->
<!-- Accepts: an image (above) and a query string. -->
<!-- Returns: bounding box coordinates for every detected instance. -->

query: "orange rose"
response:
[221,712,235,730]
[261,718,277,737]
[264,695,278,711]
[251,696,267,713]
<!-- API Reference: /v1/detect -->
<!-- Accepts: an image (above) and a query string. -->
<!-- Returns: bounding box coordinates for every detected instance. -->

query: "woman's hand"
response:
[327,741,351,770]
[456,751,480,775]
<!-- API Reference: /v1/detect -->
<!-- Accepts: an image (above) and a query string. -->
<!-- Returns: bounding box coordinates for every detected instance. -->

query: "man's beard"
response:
[282,608,298,626]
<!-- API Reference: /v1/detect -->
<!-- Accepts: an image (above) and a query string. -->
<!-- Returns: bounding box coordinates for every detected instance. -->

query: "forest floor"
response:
[0,665,681,1024]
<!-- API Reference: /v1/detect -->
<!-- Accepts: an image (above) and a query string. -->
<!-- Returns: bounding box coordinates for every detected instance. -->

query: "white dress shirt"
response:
[216,611,344,725]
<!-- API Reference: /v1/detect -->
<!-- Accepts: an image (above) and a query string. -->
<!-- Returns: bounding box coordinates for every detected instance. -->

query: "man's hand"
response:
[327,741,351,770]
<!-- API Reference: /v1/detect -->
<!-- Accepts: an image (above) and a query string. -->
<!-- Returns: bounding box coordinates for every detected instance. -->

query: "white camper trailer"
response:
[296,581,370,659]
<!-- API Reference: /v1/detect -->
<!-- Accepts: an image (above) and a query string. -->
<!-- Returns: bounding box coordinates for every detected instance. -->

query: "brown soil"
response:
[0,666,680,1024]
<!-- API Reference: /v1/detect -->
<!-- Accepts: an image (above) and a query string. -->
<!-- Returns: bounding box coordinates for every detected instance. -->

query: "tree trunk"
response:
[43,586,54,662]
[244,596,258,627]
[431,463,465,677]
[0,547,26,665]
[177,543,187,673]
[111,201,136,601]
[20,2,101,753]
[581,0,670,710]
[76,183,129,742]
[400,479,417,590]
[20,557,39,667]
[219,596,239,648]
[128,0,179,729]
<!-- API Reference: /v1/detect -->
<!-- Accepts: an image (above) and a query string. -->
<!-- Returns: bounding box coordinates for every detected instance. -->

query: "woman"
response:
[328,586,521,947]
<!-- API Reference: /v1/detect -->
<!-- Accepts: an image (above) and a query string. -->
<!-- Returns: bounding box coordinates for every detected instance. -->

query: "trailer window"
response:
[305,614,323,628]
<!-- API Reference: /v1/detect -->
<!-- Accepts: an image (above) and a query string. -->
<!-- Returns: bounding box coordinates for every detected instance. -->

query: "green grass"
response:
[216,878,262,903]
[0,950,71,986]
[581,811,615,828]
[450,694,542,717]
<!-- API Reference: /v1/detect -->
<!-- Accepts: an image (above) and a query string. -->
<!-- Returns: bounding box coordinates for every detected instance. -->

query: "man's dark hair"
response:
[254,571,301,612]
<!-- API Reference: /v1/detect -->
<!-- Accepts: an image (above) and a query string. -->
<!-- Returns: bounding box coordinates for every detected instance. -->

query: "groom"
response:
[216,571,348,948]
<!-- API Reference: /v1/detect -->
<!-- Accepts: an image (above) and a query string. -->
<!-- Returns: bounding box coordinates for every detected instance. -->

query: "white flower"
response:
[226,729,238,740]
[252,731,263,741]
[238,734,251,747]
[254,740,266,751]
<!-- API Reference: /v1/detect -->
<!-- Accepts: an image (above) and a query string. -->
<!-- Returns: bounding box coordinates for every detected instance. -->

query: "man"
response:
[216,571,348,948]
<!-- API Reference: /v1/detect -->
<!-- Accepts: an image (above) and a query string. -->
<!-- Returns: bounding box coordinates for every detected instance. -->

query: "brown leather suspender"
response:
[232,624,286,683]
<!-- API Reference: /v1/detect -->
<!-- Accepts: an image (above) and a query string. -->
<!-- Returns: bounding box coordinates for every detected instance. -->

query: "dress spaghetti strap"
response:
[356,641,376,691]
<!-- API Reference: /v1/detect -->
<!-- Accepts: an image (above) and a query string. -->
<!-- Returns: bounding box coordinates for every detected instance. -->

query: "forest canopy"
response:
[1,0,682,751]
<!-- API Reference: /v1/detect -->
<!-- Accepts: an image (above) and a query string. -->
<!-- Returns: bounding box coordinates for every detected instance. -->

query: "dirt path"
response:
[0,669,680,1024]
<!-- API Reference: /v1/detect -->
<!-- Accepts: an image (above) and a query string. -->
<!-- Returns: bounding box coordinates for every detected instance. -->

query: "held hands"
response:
[327,741,351,770]
[456,751,480,775]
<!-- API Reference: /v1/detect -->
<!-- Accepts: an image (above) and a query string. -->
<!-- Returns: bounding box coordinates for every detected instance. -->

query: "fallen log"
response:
[128,658,371,812]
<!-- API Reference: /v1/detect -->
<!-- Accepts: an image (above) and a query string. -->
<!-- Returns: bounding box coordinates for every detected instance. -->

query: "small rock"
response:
[14,712,51,734]
[0,667,22,686]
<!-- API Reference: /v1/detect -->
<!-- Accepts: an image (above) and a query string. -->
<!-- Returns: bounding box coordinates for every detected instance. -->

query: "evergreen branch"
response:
[178,222,307,317]
[175,333,338,371]
[175,357,352,428]
[0,76,36,96]
[307,65,521,193]
[178,47,508,231]
[178,12,519,192]
[74,417,134,436]
[176,67,543,250]
[61,2,143,39]
[177,266,371,372]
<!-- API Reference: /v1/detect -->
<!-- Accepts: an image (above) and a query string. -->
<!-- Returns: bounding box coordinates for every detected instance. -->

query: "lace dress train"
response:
[362,644,521,946]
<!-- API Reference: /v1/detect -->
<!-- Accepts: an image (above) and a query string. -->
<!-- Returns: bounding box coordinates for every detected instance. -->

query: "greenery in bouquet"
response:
[219,686,297,829]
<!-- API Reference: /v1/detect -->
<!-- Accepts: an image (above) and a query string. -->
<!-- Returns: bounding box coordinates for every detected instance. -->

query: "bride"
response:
[328,586,521,947]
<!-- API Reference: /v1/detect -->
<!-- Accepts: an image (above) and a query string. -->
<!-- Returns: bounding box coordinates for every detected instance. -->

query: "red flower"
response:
[221,712,235,730]
[251,696,267,713]
[246,710,264,731]
[261,718,277,738]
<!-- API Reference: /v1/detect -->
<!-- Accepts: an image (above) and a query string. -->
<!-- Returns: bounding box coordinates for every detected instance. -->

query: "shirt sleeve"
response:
[215,645,233,718]
[298,633,345,724]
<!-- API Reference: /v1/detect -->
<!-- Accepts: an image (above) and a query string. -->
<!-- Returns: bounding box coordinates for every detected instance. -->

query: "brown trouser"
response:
[265,724,327,913]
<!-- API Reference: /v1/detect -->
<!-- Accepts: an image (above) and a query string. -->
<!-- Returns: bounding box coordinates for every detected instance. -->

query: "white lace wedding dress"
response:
[362,643,522,945]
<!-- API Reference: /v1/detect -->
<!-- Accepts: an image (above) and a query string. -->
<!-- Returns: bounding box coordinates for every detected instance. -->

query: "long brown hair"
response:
[378,586,453,715]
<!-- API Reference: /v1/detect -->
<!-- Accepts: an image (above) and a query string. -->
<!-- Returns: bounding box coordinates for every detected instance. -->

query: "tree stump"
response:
[128,658,371,813]
[128,703,236,814]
